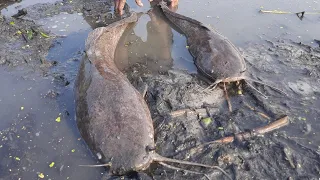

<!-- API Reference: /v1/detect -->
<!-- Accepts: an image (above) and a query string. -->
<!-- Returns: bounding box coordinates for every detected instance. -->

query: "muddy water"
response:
[0,67,103,179]
[1,0,58,16]
[114,9,197,74]
[0,0,320,179]
[126,0,320,45]
[0,1,103,179]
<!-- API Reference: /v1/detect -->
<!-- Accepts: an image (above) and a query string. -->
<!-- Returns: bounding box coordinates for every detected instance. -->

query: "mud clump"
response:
[0,15,53,69]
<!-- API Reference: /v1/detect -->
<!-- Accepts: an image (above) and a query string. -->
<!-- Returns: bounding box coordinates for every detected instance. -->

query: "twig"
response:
[260,9,320,20]
[259,10,292,14]
[21,33,28,43]
[195,116,289,148]
[154,154,232,180]
[158,162,211,180]
[243,102,271,120]
[223,82,232,112]
[169,109,193,117]
[18,29,28,43]
[169,108,208,118]
[259,10,320,15]
[141,83,148,98]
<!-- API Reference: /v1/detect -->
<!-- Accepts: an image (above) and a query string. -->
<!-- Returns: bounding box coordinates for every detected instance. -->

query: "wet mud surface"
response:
[1,0,320,179]
[126,40,320,179]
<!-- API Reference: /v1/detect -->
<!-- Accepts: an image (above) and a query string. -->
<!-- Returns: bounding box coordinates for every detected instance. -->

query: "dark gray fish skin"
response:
[159,2,247,83]
[74,13,155,175]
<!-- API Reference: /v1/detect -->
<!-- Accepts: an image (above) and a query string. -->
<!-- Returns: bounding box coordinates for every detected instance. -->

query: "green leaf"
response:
[27,30,33,40]
[49,162,55,168]
[201,117,212,127]
[55,117,61,122]
[38,173,44,179]
[40,32,50,38]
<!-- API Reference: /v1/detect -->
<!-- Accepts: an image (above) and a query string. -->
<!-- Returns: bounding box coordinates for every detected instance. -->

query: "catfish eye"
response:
[146,145,156,152]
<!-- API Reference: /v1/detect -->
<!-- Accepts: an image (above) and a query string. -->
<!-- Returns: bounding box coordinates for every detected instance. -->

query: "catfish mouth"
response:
[221,75,245,83]
[132,150,155,172]
[220,68,247,83]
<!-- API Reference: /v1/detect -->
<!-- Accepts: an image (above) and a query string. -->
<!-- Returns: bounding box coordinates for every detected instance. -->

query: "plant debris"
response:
[49,162,55,168]
[55,117,61,122]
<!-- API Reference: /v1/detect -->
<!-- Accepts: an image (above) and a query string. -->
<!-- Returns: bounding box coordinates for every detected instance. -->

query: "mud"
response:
[0,0,320,180]
[124,40,320,180]
[0,13,53,69]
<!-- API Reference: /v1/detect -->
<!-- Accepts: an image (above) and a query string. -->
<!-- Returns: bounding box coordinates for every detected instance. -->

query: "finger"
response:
[114,0,120,9]
[169,0,179,10]
[118,0,126,15]
[114,0,119,13]
[115,0,120,7]
[135,0,144,7]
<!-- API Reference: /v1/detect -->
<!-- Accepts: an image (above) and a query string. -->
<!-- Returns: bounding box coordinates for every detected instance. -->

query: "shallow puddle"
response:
[115,11,197,74]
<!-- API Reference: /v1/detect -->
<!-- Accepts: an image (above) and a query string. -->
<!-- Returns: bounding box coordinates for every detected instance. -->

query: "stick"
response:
[79,162,111,167]
[201,116,289,146]
[158,162,211,180]
[153,154,232,180]
[223,82,232,112]
[142,84,148,98]
[259,10,320,15]
[244,80,268,99]
[243,102,271,120]
[169,109,193,117]
[17,29,28,43]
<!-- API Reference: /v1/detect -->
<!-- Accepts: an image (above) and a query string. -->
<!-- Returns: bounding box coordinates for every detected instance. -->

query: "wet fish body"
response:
[74,13,155,175]
[74,12,231,180]
[159,2,247,84]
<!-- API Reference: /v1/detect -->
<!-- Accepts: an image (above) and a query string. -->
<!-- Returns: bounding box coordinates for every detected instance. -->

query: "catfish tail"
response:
[158,1,209,37]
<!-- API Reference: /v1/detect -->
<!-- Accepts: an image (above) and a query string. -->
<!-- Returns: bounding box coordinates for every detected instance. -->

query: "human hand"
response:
[167,0,179,8]
[114,0,179,15]
[114,0,147,15]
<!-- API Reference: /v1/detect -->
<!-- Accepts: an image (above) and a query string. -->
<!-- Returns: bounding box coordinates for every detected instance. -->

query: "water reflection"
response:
[116,8,173,73]
[114,4,196,74]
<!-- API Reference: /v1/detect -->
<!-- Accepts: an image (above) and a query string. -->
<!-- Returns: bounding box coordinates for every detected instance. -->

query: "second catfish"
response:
[158,2,285,97]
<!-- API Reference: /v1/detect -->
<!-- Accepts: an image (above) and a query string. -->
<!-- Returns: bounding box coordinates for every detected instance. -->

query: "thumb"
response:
[135,0,144,7]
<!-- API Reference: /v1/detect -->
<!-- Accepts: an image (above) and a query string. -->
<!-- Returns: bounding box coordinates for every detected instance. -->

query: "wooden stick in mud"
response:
[169,108,207,118]
[223,82,233,112]
[243,102,271,120]
[259,10,320,15]
[259,10,320,20]
[200,116,289,146]
[169,109,191,117]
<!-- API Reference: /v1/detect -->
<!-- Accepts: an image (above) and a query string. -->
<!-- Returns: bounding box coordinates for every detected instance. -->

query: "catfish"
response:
[158,1,286,98]
[74,12,231,179]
